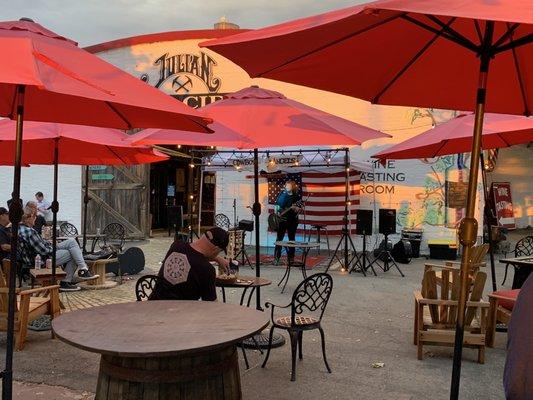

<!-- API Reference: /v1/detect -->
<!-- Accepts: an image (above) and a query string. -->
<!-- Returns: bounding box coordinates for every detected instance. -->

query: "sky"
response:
[1,0,369,46]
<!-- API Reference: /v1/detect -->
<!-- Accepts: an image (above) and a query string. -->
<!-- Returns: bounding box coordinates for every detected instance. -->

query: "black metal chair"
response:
[101,222,126,252]
[262,273,333,381]
[502,235,533,285]
[59,222,78,237]
[135,275,162,301]
[214,213,231,230]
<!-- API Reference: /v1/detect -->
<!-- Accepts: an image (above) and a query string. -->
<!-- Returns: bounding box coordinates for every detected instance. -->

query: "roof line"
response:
[84,28,251,53]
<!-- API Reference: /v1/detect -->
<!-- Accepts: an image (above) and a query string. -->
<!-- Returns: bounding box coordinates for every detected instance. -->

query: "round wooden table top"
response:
[52,301,269,358]
[215,275,272,288]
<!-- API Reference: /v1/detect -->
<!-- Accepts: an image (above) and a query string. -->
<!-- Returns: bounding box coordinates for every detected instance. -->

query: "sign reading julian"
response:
[491,182,516,229]
[141,51,227,109]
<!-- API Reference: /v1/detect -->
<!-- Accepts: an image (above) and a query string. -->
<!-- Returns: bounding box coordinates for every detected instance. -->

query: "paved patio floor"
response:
[0,230,523,400]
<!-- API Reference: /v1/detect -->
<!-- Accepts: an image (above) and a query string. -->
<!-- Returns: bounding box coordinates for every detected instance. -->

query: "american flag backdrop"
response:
[267,169,360,236]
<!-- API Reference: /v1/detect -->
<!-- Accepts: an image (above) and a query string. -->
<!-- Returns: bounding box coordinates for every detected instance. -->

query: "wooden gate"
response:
[83,165,150,239]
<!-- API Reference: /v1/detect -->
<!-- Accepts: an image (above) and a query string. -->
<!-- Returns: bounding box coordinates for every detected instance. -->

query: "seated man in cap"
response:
[150,227,230,301]
[0,207,11,261]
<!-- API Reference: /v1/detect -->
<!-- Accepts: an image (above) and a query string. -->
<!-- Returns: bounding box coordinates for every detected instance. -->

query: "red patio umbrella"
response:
[202,2,533,397]
[129,122,255,149]
[0,18,209,399]
[373,113,533,161]
[189,85,388,310]
[0,119,168,275]
[373,112,533,291]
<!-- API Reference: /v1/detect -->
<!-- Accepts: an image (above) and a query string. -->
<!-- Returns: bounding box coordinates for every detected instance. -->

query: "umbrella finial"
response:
[19,17,35,22]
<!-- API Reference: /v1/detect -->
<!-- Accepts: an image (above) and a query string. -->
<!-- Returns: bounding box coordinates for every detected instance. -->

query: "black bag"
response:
[391,240,412,264]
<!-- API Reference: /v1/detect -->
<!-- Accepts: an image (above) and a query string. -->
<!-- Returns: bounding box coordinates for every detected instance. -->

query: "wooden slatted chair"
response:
[486,289,520,347]
[425,243,489,286]
[0,260,61,350]
[413,267,489,363]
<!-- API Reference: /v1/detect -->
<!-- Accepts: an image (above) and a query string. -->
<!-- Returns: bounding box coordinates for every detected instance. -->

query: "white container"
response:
[45,258,52,269]
[34,254,42,270]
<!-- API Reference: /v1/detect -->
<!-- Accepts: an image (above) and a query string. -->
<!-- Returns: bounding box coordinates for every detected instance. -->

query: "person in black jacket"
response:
[274,180,301,264]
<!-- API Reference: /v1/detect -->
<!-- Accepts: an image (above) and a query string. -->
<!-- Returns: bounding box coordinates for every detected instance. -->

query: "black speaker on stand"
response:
[368,209,404,277]
[349,210,377,276]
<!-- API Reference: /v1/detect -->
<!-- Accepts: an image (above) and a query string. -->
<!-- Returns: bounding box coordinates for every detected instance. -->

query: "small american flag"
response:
[267,169,360,236]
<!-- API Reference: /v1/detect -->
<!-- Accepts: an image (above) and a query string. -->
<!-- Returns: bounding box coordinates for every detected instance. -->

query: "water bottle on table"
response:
[34,254,42,270]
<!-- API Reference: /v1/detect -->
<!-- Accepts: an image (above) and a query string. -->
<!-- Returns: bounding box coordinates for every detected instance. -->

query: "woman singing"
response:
[274,180,301,264]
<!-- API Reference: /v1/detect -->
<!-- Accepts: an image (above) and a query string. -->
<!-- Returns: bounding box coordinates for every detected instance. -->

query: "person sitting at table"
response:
[25,201,46,235]
[18,207,97,292]
[0,207,11,261]
[504,273,533,399]
[150,227,230,301]
[35,191,52,222]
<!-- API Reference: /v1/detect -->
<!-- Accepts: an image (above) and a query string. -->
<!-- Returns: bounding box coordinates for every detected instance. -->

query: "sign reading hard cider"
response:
[491,182,516,229]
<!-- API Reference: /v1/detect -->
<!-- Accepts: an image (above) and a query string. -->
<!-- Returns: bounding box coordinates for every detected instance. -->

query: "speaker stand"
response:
[234,231,253,269]
[368,233,405,277]
[350,232,376,276]
[325,228,361,274]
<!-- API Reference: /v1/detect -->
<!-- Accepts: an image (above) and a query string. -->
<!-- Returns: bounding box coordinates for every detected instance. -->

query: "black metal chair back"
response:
[59,222,79,237]
[215,213,231,230]
[102,222,126,251]
[291,273,333,325]
[135,275,161,301]
[515,235,533,257]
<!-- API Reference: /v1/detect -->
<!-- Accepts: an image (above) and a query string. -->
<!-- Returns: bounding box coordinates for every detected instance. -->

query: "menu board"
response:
[446,181,468,209]
[491,182,516,229]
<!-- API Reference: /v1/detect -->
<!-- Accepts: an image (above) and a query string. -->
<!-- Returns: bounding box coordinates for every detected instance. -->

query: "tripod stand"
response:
[368,233,404,277]
[325,148,360,274]
[325,226,361,273]
[349,231,376,276]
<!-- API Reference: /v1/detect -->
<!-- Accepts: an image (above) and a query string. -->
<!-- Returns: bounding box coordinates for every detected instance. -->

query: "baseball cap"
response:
[205,227,229,254]
[0,207,8,216]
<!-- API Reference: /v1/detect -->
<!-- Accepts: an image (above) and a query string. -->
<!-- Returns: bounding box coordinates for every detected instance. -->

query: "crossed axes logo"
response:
[172,75,193,93]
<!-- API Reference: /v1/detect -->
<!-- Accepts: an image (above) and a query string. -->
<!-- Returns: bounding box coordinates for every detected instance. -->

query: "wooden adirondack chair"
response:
[413,267,489,363]
[0,260,61,350]
[425,244,489,286]
[486,289,520,347]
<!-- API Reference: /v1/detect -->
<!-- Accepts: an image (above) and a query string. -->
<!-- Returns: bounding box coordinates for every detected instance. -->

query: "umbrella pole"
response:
[253,148,261,310]
[344,148,350,270]
[198,168,204,237]
[3,85,26,400]
[51,139,59,279]
[479,152,497,292]
[450,21,494,400]
[82,167,89,253]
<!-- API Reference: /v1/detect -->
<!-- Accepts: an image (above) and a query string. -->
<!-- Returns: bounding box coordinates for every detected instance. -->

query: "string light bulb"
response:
[177,145,182,149]
[189,163,195,168]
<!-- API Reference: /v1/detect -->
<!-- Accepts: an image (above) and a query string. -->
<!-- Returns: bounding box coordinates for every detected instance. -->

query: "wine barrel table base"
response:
[53,301,268,400]
[96,346,241,400]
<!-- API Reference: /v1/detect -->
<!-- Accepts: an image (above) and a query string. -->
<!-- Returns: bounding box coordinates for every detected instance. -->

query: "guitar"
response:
[268,200,304,231]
